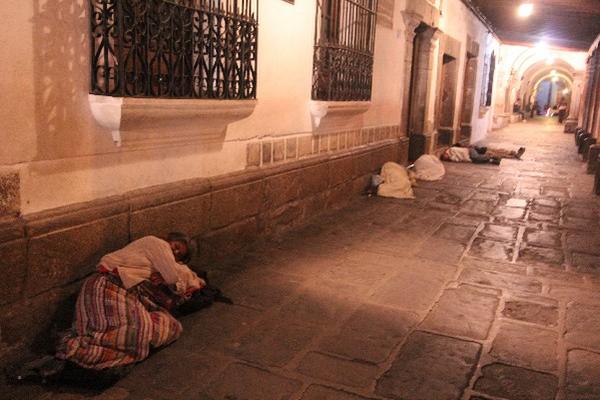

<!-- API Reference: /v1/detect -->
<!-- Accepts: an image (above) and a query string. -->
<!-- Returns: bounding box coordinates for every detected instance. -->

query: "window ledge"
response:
[309,100,371,128]
[89,95,257,148]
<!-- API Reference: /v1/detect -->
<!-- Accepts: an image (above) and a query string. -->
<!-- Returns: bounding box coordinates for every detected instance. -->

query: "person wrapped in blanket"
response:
[441,144,525,165]
[10,232,226,386]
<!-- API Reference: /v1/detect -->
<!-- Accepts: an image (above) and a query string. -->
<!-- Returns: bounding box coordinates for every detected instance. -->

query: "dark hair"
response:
[166,232,197,264]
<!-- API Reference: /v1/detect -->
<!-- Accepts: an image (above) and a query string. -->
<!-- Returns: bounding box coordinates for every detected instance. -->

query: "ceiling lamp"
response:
[518,3,534,18]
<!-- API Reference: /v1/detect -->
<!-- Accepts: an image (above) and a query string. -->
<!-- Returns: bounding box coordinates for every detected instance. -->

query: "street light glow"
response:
[518,3,534,17]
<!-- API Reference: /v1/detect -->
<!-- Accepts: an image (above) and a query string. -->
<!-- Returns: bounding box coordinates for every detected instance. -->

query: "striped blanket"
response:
[56,273,182,370]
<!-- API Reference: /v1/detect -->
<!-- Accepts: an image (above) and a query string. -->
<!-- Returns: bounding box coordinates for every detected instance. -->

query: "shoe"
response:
[516,147,526,159]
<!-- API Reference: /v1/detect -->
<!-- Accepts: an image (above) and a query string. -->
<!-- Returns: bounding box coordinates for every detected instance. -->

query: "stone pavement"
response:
[4,118,600,400]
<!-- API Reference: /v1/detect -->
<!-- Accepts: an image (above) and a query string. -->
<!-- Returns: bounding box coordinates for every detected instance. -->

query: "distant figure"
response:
[513,98,525,120]
[530,101,539,118]
[558,99,568,123]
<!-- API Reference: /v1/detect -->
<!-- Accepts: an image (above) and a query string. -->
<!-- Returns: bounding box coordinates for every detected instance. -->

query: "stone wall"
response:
[0,136,407,365]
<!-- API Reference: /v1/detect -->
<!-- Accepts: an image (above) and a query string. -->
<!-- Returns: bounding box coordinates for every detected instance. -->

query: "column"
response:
[565,72,583,133]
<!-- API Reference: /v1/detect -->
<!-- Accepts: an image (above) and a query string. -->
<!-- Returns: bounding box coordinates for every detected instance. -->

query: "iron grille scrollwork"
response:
[89,0,258,99]
[312,0,378,101]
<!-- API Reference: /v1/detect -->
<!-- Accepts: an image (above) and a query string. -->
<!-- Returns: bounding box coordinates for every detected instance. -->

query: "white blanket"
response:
[413,154,445,181]
[377,162,415,199]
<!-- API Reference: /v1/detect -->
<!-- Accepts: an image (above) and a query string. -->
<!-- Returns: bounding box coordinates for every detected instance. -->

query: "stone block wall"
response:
[0,135,407,365]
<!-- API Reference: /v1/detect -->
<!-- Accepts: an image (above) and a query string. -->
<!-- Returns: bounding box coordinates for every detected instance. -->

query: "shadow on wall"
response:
[32,0,90,161]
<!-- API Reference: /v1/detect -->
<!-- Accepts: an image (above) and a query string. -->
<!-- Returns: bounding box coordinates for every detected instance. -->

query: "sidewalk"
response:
[4,118,600,400]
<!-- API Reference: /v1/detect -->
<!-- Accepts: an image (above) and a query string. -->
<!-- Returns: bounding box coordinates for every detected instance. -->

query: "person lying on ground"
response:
[441,144,525,165]
[8,232,230,386]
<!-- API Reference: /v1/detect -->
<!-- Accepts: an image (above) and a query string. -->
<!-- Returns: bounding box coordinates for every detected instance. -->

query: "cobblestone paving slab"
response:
[566,349,600,400]
[532,198,561,208]
[317,303,419,363]
[276,282,364,325]
[415,238,465,264]
[461,257,526,275]
[206,363,303,400]
[300,385,375,400]
[447,213,489,227]
[469,238,514,262]
[492,206,526,222]
[478,224,519,242]
[369,259,456,312]
[421,285,499,340]
[561,216,599,231]
[181,304,262,350]
[517,244,564,268]
[489,321,558,371]
[473,363,558,400]
[563,206,597,219]
[523,228,562,248]
[565,232,600,254]
[565,302,600,350]
[376,331,480,400]
[570,252,600,274]
[297,352,379,388]
[459,267,542,294]
[505,197,527,207]
[227,319,321,367]
[501,298,559,326]
[460,200,496,216]
[223,273,303,311]
[434,223,478,244]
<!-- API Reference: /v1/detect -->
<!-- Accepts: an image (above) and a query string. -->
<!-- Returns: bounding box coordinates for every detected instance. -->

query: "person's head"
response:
[166,232,197,263]
[441,148,451,161]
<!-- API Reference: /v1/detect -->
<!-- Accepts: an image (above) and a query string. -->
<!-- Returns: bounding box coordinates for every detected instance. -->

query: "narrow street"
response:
[6,118,600,400]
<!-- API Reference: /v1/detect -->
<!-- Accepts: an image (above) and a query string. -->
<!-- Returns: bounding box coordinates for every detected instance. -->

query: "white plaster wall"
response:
[1,0,500,214]
[437,0,498,143]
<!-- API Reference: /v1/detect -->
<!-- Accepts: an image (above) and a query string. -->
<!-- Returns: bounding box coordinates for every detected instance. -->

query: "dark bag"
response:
[175,270,233,317]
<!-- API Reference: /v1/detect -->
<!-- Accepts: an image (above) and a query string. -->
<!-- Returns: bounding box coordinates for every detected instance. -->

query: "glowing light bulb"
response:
[562,89,569,94]
[518,3,534,17]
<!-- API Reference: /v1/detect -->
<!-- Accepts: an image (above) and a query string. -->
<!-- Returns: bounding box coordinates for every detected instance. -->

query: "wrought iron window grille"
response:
[89,0,258,99]
[312,0,378,101]
[480,49,495,107]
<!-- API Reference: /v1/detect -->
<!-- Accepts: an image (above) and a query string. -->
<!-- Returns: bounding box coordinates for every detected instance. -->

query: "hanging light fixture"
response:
[518,3,534,18]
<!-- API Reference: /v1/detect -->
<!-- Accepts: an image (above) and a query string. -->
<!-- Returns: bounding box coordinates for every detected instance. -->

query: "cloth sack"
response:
[377,162,415,199]
[413,154,445,181]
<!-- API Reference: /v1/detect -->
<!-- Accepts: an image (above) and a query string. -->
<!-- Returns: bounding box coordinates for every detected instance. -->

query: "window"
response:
[312,0,378,101]
[481,51,495,107]
[90,0,258,99]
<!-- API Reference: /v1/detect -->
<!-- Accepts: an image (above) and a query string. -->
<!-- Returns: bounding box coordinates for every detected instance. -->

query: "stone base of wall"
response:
[492,114,510,130]
[0,138,407,366]
[509,114,522,123]
[564,120,578,133]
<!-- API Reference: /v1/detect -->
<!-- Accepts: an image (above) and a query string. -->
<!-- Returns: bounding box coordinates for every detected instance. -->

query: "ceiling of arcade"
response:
[468,0,600,50]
